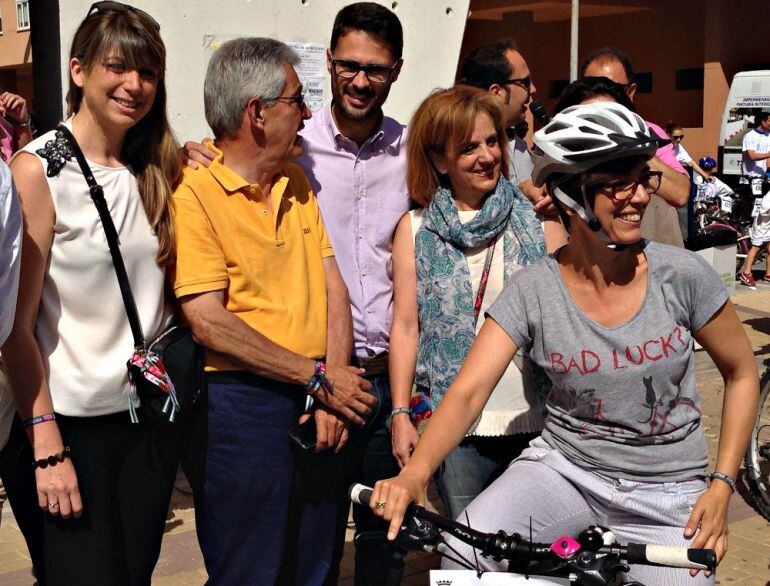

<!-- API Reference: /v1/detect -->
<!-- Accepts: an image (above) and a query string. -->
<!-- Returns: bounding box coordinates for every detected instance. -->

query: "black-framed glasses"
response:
[671,134,685,141]
[274,91,307,111]
[86,1,160,32]
[584,170,663,201]
[504,75,532,92]
[331,58,399,84]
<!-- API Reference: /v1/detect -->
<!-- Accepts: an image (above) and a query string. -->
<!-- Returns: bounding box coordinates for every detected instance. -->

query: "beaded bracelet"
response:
[23,413,56,428]
[709,471,735,493]
[32,446,72,470]
[386,407,412,432]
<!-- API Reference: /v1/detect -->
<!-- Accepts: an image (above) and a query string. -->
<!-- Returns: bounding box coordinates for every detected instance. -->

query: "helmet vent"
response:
[544,122,569,134]
[581,115,622,134]
[578,125,602,135]
[559,138,611,152]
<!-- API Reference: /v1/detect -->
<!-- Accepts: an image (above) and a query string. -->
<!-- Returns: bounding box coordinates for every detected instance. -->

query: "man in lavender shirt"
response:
[296,4,408,584]
[580,47,691,247]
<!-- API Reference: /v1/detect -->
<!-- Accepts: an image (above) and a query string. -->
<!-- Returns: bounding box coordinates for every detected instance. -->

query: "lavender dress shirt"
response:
[297,105,410,358]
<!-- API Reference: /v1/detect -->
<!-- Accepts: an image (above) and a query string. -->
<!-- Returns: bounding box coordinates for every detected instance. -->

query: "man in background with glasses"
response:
[580,47,691,247]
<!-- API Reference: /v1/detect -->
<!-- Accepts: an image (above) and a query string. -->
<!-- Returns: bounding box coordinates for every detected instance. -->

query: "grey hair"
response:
[204,37,300,138]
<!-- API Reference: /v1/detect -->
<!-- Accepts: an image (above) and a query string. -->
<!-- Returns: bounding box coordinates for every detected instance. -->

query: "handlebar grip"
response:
[626,544,716,570]
[349,483,373,507]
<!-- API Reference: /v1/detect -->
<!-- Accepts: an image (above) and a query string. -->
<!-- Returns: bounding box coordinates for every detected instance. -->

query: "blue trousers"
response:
[201,373,303,585]
[280,374,403,586]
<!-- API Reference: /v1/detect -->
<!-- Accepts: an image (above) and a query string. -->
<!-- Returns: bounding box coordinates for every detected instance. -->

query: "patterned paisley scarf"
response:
[413,178,546,412]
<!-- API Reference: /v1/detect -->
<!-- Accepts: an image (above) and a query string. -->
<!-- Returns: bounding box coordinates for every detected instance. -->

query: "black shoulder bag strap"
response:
[58,124,146,350]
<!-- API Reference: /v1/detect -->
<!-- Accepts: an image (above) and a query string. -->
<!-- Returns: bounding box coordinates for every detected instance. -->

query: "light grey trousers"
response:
[442,437,715,585]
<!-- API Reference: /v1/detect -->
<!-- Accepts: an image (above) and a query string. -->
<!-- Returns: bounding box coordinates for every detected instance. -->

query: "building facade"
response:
[0,0,33,107]
[460,0,770,163]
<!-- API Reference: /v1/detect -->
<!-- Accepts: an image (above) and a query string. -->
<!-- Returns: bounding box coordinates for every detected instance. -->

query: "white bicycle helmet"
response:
[531,102,666,249]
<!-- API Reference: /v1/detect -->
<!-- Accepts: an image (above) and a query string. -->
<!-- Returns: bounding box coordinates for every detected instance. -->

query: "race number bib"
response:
[721,198,733,213]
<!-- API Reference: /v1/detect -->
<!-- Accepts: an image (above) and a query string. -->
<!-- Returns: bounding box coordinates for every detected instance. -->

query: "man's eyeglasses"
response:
[671,134,685,141]
[274,91,307,111]
[585,171,663,201]
[331,58,399,84]
[86,1,160,32]
[504,75,532,92]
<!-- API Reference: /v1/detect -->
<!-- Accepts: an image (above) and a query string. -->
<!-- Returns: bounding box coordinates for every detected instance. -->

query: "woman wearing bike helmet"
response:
[371,102,758,584]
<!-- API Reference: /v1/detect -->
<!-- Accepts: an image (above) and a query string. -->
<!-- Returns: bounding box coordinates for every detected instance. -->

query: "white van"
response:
[718,70,770,177]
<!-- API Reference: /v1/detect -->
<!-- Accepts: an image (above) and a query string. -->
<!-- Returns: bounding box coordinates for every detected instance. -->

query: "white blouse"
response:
[410,208,544,436]
[20,124,170,417]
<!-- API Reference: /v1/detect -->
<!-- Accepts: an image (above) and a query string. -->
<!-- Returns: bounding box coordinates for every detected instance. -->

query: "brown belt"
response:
[350,352,389,376]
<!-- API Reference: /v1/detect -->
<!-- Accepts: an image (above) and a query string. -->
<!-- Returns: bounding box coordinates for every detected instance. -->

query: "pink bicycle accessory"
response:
[551,535,581,559]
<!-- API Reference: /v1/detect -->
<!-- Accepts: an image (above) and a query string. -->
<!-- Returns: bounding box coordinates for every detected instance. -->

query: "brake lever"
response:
[396,513,443,551]
[356,511,443,554]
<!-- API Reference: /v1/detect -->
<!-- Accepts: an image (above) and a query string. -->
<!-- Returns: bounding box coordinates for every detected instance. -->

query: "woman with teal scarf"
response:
[388,86,547,519]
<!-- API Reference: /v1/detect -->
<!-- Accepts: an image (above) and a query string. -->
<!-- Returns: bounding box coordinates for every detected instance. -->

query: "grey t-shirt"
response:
[508,135,534,186]
[487,242,729,482]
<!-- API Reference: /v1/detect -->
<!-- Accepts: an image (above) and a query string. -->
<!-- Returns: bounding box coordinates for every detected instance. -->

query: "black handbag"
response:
[58,124,205,423]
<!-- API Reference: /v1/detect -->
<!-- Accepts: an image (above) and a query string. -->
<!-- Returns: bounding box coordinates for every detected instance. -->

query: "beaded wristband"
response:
[32,446,71,470]
[23,413,56,428]
[386,407,412,431]
[709,471,735,493]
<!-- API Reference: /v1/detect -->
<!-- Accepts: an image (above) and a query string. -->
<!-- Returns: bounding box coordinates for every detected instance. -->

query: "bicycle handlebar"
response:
[350,483,716,576]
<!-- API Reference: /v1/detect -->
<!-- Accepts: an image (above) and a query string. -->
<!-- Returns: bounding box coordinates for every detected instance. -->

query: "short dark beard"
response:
[335,90,381,122]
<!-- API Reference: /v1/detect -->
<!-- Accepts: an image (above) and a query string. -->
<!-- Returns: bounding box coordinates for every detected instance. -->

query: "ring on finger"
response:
[48,501,59,510]
[375,500,387,509]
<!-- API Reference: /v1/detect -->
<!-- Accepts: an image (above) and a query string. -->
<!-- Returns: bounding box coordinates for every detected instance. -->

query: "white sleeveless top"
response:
[410,209,544,436]
[20,124,170,416]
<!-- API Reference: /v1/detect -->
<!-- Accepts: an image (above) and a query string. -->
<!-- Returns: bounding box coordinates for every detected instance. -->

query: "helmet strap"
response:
[553,183,634,252]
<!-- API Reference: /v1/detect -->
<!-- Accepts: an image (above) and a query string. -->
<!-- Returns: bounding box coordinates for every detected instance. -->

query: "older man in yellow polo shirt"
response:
[172,38,376,584]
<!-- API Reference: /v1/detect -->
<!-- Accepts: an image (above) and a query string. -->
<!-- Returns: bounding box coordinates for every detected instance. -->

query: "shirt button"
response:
[357,232,363,239]
[362,269,368,276]
[367,307,375,314]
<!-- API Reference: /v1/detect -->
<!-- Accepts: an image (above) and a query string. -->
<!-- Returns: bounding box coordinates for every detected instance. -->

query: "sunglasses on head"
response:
[86,1,160,31]
[582,76,633,93]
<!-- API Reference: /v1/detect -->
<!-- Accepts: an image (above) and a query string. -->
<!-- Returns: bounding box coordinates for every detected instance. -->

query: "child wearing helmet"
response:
[692,156,734,209]
[369,102,758,585]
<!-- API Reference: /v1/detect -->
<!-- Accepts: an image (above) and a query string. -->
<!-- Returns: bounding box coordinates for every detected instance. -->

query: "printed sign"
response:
[288,42,327,112]
[202,37,328,112]
[735,97,770,108]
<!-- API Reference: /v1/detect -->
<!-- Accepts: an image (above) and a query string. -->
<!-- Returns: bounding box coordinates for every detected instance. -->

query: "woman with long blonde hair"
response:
[0,3,181,583]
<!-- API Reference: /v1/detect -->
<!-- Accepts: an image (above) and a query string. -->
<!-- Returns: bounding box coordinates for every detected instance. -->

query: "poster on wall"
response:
[287,42,327,113]
[202,36,327,112]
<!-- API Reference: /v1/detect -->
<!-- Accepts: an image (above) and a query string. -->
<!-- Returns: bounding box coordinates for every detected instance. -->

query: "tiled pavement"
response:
[0,287,769,585]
